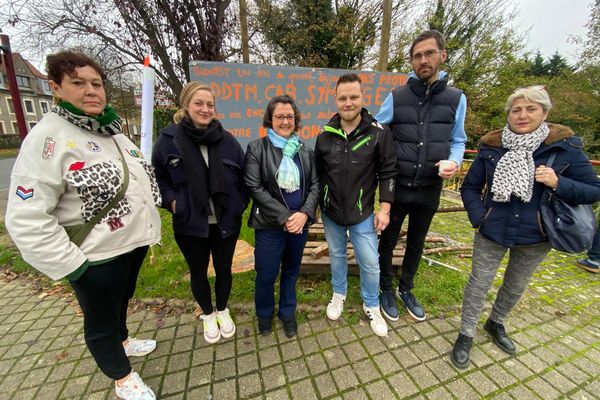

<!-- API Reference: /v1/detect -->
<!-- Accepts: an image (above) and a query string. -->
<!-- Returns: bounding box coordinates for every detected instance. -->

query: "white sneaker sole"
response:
[220,325,236,339]
[204,332,221,344]
[363,305,388,337]
[380,306,400,322]
[404,306,426,322]
[124,340,156,357]
[371,324,388,337]
[396,289,426,322]
[326,310,342,321]
[125,347,155,357]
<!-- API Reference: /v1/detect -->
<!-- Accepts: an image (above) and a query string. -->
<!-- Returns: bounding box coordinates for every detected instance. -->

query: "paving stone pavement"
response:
[0,257,598,400]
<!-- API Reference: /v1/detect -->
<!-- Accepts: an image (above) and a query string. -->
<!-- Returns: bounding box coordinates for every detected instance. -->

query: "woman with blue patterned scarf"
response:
[244,95,320,338]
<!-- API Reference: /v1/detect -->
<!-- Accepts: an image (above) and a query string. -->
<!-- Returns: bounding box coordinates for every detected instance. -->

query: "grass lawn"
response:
[138,199,472,318]
[0,199,472,321]
[2,196,587,322]
[0,148,19,159]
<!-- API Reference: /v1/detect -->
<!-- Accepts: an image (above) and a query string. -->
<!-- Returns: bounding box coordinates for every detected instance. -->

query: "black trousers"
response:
[378,184,442,292]
[174,225,239,314]
[70,246,148,380]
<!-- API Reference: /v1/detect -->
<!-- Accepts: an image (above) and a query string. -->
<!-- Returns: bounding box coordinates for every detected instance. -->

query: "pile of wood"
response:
[300,221,471,275]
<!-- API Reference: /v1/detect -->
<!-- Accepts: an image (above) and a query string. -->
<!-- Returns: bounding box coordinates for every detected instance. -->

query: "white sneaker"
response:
[201,312,221,344]
[216,308,236,339]
[115,372,156,400]
[363,304,388,337]
[123,337,156,357]
[326,293,346,321]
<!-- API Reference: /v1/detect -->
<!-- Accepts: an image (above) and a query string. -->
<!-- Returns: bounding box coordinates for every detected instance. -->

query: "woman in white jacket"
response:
[5,51,161,400]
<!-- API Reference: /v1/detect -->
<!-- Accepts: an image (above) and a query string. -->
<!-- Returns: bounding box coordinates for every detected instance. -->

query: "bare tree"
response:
[2,0,236,97]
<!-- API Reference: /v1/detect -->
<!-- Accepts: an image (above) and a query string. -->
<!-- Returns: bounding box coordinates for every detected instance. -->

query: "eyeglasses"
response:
[273,115,295,122]
[411,49,443,61]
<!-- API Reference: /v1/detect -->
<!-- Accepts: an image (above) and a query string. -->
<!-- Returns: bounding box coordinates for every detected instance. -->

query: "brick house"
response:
[0,53,54,135]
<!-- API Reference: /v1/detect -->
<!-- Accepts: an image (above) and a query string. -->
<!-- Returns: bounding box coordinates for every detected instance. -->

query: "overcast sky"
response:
[0,0,593,68]
[515,0,592,63]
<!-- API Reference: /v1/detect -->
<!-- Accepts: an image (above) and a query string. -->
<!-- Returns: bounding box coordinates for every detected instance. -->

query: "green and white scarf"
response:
[53,101,123,136]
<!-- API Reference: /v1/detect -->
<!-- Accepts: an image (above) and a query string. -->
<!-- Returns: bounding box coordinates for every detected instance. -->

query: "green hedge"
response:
[0,135,21,149]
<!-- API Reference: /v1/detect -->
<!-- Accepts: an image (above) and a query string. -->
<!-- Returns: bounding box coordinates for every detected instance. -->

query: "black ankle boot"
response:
[450,333,473,369]
[281,318,297,338]
[258,317,273,336]
[484,319,516,354]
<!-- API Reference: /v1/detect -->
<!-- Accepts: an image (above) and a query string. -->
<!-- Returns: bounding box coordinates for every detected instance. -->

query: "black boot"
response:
[281,317,298,338]
[484,319,516,354]
[450,333,473,369]
[258,317,273,336]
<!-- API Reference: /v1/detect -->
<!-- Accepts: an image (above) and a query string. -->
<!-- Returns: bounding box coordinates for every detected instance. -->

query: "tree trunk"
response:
[239,0,250,63]
[378,0,392,71]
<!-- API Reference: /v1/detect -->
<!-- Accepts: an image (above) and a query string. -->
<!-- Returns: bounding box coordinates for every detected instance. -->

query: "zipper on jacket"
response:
[299,149,305,203]
[323,184,329,209]
[342,140,349,222]
[351,135,372,151]
[325,124,352,223]
[477,207,493,232]
[537,211,546,238]
[278,186,291,210]
[324,125,347,140]
[356,187,363,215]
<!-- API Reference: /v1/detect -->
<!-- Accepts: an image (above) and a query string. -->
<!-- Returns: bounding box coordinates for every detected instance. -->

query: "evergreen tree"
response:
[529,51,549,76]
[254,0,377,69]
[546,52,572,77]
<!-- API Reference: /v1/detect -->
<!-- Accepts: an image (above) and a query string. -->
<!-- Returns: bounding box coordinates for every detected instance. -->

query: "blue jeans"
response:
[587,218,600,263]
[322,213,380,308]
[254,229,308,321]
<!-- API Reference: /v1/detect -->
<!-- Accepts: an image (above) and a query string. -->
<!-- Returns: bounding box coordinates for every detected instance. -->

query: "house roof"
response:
[0,53,48,80]
[24,59,47,79]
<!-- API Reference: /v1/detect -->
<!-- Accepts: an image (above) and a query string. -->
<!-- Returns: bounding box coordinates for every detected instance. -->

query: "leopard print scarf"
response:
[490,122,549,203]
[53,102,123,136]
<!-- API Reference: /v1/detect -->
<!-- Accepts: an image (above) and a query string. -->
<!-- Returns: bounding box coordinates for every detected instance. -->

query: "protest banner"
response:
[190,61,408,148]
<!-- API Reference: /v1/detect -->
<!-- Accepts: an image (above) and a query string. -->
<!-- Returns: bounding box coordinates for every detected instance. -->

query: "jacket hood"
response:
[480,123,576,147]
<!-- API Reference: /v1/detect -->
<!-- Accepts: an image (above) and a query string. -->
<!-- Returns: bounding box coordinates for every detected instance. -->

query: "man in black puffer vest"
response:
[376,30,467,322]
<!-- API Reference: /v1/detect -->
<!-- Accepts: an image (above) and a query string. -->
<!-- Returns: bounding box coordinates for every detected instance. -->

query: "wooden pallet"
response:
[300,222,448,275]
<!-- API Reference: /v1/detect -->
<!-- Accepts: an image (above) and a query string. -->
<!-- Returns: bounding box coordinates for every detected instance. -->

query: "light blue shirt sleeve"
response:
[448,93,467,166]
[375,93,394,125]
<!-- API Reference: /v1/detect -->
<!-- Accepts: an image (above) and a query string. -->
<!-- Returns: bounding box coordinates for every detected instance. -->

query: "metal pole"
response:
[0,34,28,140]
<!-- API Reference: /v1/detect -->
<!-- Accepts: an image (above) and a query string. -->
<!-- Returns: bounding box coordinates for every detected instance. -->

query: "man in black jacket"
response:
[314,73,397,337]
[376,30,467,322]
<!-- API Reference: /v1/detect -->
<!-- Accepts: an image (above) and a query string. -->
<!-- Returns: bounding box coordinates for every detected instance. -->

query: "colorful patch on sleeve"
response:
[42,137,56,159]
[128,149,143,158]
[16,186,34,200]
[66,140,78,149]
[68,161,86,171]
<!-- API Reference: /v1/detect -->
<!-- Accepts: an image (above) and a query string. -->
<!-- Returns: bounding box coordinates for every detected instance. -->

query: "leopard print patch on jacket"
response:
[66,161,131,223]
[138,160,162,207]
